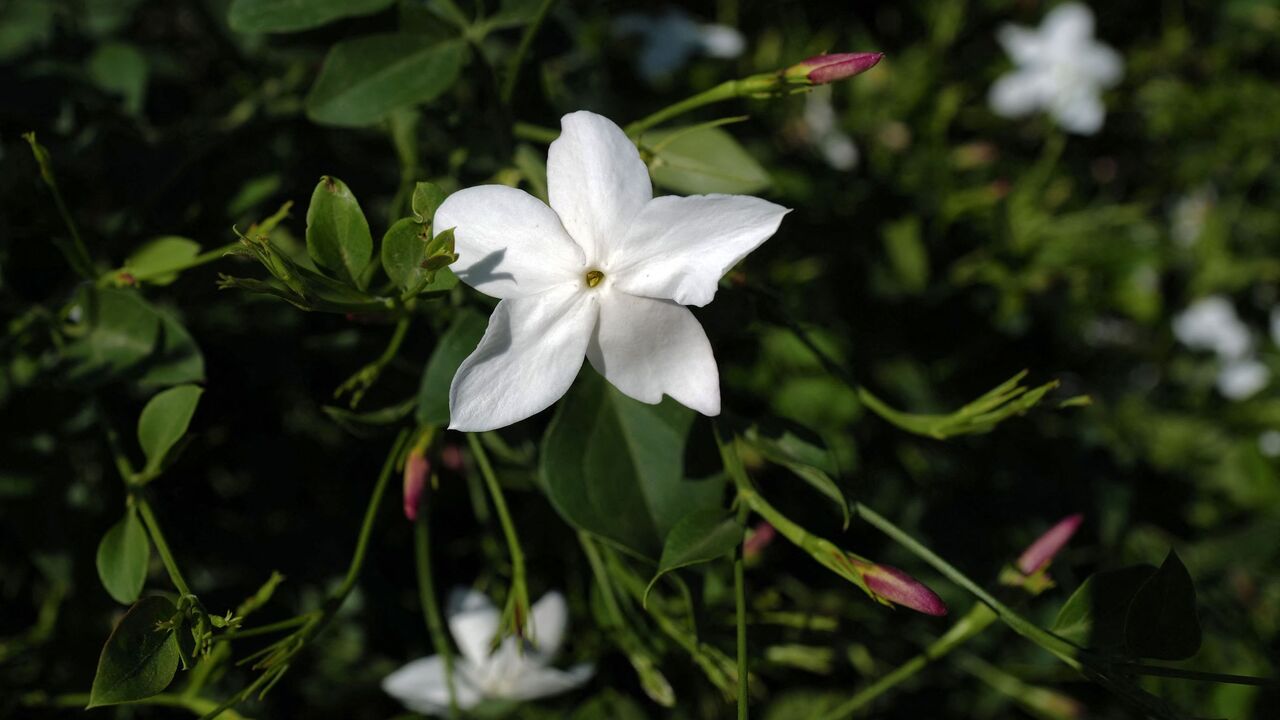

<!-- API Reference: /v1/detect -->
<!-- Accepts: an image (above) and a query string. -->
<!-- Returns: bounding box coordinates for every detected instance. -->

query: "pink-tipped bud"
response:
[743,521,776,560]
[861,563,948,617]
[440,444,464,473]
[786,52,884,85]
[402,448,430,521]
[1017,514,1083,575]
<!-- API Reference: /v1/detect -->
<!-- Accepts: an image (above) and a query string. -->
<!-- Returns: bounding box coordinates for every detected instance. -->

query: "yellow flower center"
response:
[585,269,604,288]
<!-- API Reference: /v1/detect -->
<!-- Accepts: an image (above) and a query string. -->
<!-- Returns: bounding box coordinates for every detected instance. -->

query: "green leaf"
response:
[411,182,447,224]
[417,310,487,425]
[380,217,429,292]
[86,42,148,115]
[305,36,464,127]
[1124,551,1202,660]
[61,289,204,389]
[858,371,1061,440]
[305,176,374,289]
[1051,564,1156,650]
[645,508,742,603]
[86,596,180,708]
[541,368,724,559]
[0,0,55,62]
[228,0,395,33]
[122,236,201,286]
[322,397,417,437]
[644,125,771,195]
[95,510,151,605]
[137,384,204,473]
[513,143,548,202]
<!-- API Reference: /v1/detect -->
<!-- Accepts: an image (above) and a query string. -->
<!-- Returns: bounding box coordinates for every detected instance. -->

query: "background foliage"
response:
[2,0,1279,718]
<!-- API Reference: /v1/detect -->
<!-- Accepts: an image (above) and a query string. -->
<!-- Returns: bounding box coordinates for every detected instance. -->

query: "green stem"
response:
[334,313,413,408]
[216,614,315,641]
[415,513,459,718]
[500,0,557,103]
[513,121,558,144]
[136,497,193,597]
[819,605,998,720]
[624,75,778,137]
[734,501,750,719]
[334,431,409,601]
[852,504,1082,669]
[23,133,95,278]
[465,433,528,632]
[27,692,249,719]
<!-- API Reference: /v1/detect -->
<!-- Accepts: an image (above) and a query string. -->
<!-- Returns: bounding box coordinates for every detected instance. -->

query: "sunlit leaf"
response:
[122,236,201,286]
[95,510,150,605]
[137,384,203,473]
[306,36,464,127]
[87,596,180,707]
[228,0,395,33]
[305,176,374,290]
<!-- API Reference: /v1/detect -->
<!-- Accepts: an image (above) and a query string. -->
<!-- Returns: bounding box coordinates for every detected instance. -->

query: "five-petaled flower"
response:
[988,2,1123,135]
[383,588,592,715]
[435,111,789,431]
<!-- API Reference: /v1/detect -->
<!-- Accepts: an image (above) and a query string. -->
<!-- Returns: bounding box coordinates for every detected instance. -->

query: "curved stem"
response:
[624,75,778,137]
[415,512,459,717]
[500,0,558,103]
[734,502,750,719]
[136,497,193,597]
[466,433,528,632]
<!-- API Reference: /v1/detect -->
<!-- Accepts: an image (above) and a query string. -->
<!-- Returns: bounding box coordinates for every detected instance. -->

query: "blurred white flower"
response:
[613,9,744,82]
[1170,186,1216,247]
[1172,296,1251,360]
[1258,430,1280,458]
[383,589,592,716]
[804,86,859,170]
[1217,358,1270,400]
[434,111,788,431]
[989,2,1123,135]
[1271,306,1280,347]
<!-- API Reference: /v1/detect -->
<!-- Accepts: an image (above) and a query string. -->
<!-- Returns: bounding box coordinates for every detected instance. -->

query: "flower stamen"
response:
[585,269,604,288]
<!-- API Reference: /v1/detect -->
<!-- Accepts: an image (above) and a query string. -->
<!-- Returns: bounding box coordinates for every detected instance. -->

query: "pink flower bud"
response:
[1016,514,1083,575]
[440,444,464,473]
[786,52,884,85]
[743,521,776,559]
[402,448,430,521]
[861,562,948,617]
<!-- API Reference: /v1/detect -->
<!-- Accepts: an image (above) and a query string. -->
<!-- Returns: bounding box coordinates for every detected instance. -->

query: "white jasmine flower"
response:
[1170,186,1215,247]
[1271,306,1280,347]
[613,9,744,82]
[1258,430,1280,458]
[989,2,1123,135]
[435,111,788,431]
[803,86,859,171]
[1172,296,1251,361]
[1217,358,1270,401]
[383,589,592,716]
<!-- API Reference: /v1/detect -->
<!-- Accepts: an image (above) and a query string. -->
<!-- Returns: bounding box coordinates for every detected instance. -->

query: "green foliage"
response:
[858,371,1065,440]
[137,384,203,474]
[60,289,205,388]
[121,237,202,286]
[95,511,150,605]
[228,0,396,34]
[417,309,487,425]
[305,176,374,290]
[87,596,180,707]
[306,36,465,127]
[645,509,743,603]
[541,369,723,560]
[642,124,771,195]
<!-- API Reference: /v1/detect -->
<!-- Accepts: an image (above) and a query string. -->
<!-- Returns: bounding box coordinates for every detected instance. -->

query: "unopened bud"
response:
[860,562,948,616]
[785,52,884,85]
[1016,514,1083,575]
[743,521,776,560]
[402,447,429,521]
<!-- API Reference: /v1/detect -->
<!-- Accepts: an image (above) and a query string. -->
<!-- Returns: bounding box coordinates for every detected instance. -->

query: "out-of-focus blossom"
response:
[743,521,776,560]
[1258,430,1280,458]
[785,52,883,86]
[613,9,743,82]
[803,86,859,170]
[1173,296,1251,360]
[1016,514,1083,574]
[383,589,592,715]
[402,447,429,522]
[1270,307,1280,348]
[1217,358,1270,400]
[436,111,788,431]
[989,2,1123,135]
[1171,186,1216,247]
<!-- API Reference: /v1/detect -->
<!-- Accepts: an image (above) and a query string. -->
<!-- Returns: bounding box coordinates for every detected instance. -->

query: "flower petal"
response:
[447,588,499,666]
[587,292,719,415]
[1050,88,1105,135]
[448,286,598,431]
[382,656,483,715]
[529,591,568,658]
[547,111,652,264]
[433,185,584,299]
[501,663,595,702]
[989,69,1046,118]
[611,194,788,307]
[996,24,1044,66]
[1042,2,1095,52]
